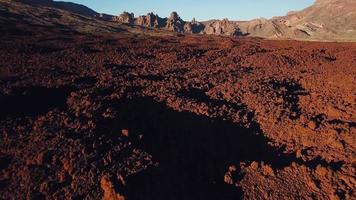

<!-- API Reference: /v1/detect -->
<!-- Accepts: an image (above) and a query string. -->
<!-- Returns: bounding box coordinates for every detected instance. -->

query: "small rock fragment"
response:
[307,121,317,130]
[228,165,237,172]
[224,173,234,185]
[261,165,274,176]
[250,161,259,170]
[224,165,237,185]
[315,165,328,177]
[121,129,129,137]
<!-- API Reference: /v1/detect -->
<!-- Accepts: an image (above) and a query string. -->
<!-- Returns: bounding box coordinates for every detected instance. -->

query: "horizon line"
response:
[55,0,314,22]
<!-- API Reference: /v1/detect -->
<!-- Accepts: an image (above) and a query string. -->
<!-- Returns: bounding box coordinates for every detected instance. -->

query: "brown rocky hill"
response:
[212,0,356,41]
[264,0,356,41]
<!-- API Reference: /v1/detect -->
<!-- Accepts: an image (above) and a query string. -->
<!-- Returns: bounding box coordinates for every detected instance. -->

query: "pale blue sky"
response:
[60,0,315,21]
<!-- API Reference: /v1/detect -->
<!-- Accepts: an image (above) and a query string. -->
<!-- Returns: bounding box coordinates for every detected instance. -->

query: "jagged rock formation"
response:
[114,0,356,41]
[166,11,185,33]
[135,12,165,28]
[127,11,186,33]
[202,19,240,36]
[184,18,205,34]
[113,12,134,25]
[116,11,237,36]
[19,0,356,41]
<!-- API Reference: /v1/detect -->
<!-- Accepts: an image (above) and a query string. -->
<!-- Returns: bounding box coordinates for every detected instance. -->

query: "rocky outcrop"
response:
[112,0,356,41]
[202,19,240,36]
[166,12,185,33]
[114,12,240,36]
[20,0,356,41]
[184,18,205,34]
[120,11,191,33]
[135,12,165,28]
[113,12,134,25]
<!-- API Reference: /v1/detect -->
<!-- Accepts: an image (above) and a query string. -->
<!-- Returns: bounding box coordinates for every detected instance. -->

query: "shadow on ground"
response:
[0,86,70,120]
[108,97,295,200]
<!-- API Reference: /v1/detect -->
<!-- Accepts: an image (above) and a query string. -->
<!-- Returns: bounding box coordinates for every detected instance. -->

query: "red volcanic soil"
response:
[0,11,356,200]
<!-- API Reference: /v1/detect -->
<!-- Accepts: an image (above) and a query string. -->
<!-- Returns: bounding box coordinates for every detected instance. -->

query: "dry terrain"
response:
[0,1,355,200]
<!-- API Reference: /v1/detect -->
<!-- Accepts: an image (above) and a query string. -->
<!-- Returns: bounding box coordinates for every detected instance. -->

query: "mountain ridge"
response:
[8,0,356,41]
[112,0,356,41]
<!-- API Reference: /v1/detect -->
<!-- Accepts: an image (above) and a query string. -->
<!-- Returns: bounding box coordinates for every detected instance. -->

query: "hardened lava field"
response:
[0,1,355,200]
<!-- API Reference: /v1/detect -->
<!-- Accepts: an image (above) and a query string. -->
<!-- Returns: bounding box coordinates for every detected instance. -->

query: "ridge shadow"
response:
[110,97,295,200]
[0,86,70,120]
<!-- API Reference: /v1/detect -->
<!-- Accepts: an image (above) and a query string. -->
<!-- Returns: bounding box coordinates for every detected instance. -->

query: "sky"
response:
[62,0,315,21]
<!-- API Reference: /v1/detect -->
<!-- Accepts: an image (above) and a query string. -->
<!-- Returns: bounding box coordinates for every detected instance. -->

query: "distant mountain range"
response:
[15,0,356,41]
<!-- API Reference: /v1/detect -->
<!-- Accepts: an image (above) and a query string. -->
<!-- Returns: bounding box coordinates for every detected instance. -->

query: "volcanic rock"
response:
[135,12,165,28]
[203,19,240,36]
[307,121,317,130]
[166,11,185,33]
[110,0,356,41]
[114,12,134,25]
[20,0,356,41]
[224,165,238,185]
[184,18,205,34]
[0,1,356,199]
[121,129,129,137]
[100,176,125,200]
